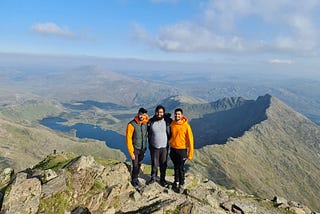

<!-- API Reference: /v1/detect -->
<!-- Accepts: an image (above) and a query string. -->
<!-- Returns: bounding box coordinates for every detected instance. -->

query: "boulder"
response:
[273,196,289,207]
[0,168,14,187]
[1,174,41,214]
[41,173,67,198]
[71,206,91,214]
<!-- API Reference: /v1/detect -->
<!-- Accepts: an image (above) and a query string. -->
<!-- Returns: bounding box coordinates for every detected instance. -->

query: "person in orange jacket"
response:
[169,108,194,193]
[126,107,149,188]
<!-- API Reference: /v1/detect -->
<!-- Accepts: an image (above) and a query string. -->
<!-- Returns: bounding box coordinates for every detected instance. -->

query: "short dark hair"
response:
[174,108,183,114]
[138,107,147,114]
[155,105,165,113]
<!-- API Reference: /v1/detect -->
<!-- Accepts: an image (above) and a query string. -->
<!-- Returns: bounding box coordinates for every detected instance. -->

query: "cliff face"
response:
[0,154,316,214]
[190,95,320,211]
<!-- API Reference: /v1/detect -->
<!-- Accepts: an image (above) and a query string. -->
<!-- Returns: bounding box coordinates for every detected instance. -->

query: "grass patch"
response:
[91,179,105,191]
[38,192,69,213]
[94,157,120,166]
[33,153,77,171]
[142,164,174,176]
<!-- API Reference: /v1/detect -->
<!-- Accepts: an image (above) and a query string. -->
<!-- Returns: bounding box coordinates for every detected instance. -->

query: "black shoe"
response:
[172,181,178,188]
[131,179,142,188]
[160,180,169,188]
[146,178,156,185]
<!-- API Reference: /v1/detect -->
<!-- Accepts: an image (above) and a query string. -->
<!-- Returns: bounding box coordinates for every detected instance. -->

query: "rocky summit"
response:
[0,153,317,214]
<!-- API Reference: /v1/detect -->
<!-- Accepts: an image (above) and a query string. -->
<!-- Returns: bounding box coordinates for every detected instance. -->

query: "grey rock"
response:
[43,169,58,182]
[71,206,91,214]
[1,177,41,214]
[130,191,141,201]
[289,207,306,214]
[179,202,201,214]
[13,172,28,184]
[233,202,257,213]
[273,196,288,207]
[0,168,14,185]
[41,174,67,198]
[66,156,96,172]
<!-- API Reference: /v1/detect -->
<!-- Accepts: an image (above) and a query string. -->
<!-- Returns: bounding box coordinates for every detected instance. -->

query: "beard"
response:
[156,115,164,120]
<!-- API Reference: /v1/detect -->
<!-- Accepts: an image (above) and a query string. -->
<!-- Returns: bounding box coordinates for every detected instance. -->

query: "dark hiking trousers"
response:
[131,148,145,182]
[170,148,187,185]
[150,146,168,181]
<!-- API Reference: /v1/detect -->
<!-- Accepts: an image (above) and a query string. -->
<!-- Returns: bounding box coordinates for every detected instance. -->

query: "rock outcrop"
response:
[0,154,317,214]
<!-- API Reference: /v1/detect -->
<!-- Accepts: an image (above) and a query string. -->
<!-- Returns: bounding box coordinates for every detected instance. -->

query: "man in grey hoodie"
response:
[147,105,172,187]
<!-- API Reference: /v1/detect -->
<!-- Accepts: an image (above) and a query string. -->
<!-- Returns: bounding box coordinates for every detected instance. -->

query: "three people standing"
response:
[126,106,194,192]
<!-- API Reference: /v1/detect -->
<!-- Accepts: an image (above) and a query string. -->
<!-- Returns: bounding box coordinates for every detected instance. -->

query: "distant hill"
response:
[0,66,179,107]
[189,94,320,211]
[157,95,247,120]
[0,116,125,171]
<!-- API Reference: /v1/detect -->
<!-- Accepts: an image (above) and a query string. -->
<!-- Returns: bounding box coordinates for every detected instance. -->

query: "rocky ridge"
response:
[190,94,320,211]
[0,153,317,214]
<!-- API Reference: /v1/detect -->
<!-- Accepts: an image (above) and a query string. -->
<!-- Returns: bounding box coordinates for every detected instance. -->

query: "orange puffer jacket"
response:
[169,116,194,160]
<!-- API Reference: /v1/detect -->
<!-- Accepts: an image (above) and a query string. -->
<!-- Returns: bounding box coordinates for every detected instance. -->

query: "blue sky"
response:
[1,0,320,68]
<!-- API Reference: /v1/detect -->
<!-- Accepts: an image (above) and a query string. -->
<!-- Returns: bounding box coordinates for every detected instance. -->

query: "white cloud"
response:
[31,22,75,38]
[269,59,294,64]
[135,0,320,56]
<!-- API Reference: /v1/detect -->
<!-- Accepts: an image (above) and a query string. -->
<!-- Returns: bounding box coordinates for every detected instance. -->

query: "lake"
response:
[40,117,151,162]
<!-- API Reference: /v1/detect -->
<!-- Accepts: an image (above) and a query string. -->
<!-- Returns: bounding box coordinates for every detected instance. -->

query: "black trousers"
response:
[131,148,145,182]
[150,146,168,181]
[170,148,187,185]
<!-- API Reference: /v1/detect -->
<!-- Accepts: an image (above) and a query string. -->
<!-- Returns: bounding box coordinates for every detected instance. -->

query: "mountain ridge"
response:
[190,94,320,211]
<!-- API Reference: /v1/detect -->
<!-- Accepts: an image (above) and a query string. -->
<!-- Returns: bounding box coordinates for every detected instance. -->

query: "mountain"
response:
[189,94,320,211]
[0,116,125,171]
[0,66,179,107]
[0,154,315,213]
[158,95,248,120]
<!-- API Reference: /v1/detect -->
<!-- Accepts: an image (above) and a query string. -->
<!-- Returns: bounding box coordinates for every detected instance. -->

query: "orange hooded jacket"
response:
[126,114,149,159]
[169,116,194,160]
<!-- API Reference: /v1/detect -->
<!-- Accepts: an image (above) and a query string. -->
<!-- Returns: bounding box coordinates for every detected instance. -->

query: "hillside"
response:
[190,94,320,211]
[0,154,315,213]
[158,95,248,120]
[0,66,179,107]
[0,117,125,171]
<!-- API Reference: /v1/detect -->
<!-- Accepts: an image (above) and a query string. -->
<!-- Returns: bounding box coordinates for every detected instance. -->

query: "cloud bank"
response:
[135,0,320,56]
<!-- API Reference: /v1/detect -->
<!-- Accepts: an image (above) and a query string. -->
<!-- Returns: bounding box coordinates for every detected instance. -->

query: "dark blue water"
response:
[40,117,130,159]
[40,117,151,162]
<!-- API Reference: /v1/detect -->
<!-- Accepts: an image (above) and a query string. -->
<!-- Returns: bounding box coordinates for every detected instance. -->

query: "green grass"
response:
[94,157,120,166]
[91,179,105,191]
[33,153,78,171]
[38,192,69,213]
[0,100,61,123]
[142,164,174,176]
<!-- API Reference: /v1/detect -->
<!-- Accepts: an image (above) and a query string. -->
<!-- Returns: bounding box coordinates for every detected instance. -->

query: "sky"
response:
[1,0,320,71]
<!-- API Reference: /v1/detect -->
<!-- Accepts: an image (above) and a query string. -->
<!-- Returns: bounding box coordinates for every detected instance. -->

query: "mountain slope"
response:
[190,94,320,210]
[0,117,125,171]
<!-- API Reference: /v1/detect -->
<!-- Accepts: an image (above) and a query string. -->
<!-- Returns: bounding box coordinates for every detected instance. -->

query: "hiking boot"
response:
[172,181,178,188]
[159,179,169,188]
[131,179,142,188]
[146,178,156,185]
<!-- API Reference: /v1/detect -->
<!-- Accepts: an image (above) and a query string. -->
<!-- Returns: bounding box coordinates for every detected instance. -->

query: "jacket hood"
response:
[134,114,149,124]
[172,116,188,125]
